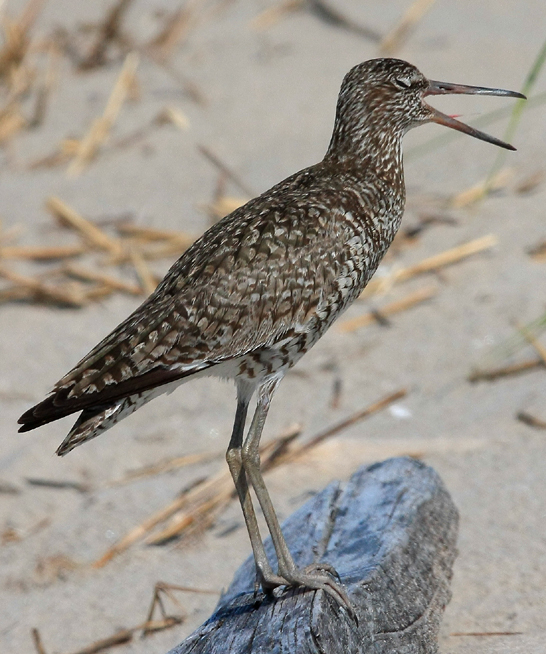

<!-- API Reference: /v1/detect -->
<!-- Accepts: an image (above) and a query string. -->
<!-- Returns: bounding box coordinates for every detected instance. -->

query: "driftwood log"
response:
[169,456,459,654]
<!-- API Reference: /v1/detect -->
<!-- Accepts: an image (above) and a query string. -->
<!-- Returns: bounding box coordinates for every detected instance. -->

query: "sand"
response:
[1,1,545,652]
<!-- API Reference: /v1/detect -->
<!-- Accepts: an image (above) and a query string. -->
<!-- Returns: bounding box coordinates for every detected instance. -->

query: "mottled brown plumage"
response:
[19,58,523,611]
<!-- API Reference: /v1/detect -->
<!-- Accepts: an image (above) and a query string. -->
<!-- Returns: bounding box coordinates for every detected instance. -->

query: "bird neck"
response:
[324,120,405,186]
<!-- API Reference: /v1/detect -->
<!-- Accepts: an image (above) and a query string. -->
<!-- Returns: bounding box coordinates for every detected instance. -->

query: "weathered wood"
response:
[169,457,459,654]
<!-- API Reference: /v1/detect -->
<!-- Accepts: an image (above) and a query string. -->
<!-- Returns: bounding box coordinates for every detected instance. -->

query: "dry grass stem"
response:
[65,629,133,654]
[67,51,139,176]
[0,244,85,260]
[142,581,217,636]
[129,246,158,294]
[450,632,523,638]
[31,628,48,654]
[28,41,58,128]
[361,234,498,297]
[26,477,90,493]
[110,451,221,486]
[198,144,255,196]
[94,390,402,561]
[78,0,135,71]
[251,0,304,30]
[156,105,190,130]
[63,262,142,295]
[0,0,43,79]
[46,196,124,257]
[93,470,236,565]
[516,169,545,194]
[308,0,381,41]
[339,285,437,333]
[34,578,208,654]
[451,168,514,208]
[469,358,543,382]
[517,411,546,430]
[379,0,436,54]
[147,0,206,62]
[116,223,194,246]
[282,389,407,464]
[528,239,546,261]
[0,264,87,306]
[0,107,25,143]
[206,195,248,220]
[517,322,546,364]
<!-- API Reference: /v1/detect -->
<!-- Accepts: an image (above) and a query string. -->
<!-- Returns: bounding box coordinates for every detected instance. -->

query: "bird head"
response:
[330,58,525,156]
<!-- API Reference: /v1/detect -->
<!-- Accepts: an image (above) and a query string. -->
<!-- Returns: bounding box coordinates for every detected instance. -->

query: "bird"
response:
[19,58,524,612]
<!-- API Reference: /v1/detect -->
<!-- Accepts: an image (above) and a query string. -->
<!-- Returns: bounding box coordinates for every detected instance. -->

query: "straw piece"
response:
[528,240,546,261]
[284,389,407,464]
[26,477,90,493]
[0,0,44,78]
[517,322,546,365]
[79,0,135,71]
[63,262,142,295]
[516,411,546,430]
[156,105,190,130]
[338,286,436,333]
[468,358,543,382]
[67,52,139,176]
[142,581,217,635]
[137,240,192,260]
[251,0,304,30]
[206,196,248,220]
[28,41,58,128]
[110,451,220,486]
[94,390,403,561]
[0,104,26,142]
[83,284,116,302]
[361,234,498,298]
[451,168,514,208]
[116,223,194,245]
[31,628,48,654]
[93,471,235,567]
[95,428,302,563]
[483,37,546,195]
[0,244,85,260]
[148,391,405,544]
[308,0,381,41]
[146,493,231,545]
[145,427,302,546]
[46,196,124,257]
[516,169,545,194]
[147,0,206,62]
[129,246,157,295]
[379,0,436,55]
[65,630,133,654]
[0,265,87,306]
[198,144,256,196]
[450,632,523,638]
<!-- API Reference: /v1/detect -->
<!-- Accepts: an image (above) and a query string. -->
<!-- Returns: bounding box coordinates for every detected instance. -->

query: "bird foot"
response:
[260,562,355,619]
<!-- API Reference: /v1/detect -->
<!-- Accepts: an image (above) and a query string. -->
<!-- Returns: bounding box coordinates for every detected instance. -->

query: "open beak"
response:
[424,80,526,151]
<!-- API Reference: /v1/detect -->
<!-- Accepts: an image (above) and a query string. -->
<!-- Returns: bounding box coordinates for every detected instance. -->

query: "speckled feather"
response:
[18,59,434,453]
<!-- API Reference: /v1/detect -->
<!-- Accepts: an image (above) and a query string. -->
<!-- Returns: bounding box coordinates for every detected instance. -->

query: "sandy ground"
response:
[1,1,545,653]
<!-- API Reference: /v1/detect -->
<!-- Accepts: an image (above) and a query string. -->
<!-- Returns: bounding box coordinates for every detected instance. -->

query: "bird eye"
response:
[393,77,412,89]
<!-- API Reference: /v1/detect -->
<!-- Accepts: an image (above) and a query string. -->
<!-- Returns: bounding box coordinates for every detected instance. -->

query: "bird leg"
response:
[226,382,285,590]
[241,376,353,613]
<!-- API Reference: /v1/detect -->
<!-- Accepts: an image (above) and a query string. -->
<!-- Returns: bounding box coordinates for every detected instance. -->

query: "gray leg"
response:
[241,375,353,613]
[226,380,284,589]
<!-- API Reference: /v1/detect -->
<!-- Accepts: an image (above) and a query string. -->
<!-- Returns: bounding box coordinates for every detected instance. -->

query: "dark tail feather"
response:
[18,391,81,432]
[18,364,209,434]
[55,404,118,456]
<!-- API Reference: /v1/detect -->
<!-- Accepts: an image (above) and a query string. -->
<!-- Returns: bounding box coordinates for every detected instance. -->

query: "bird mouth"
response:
[423,80,526,151]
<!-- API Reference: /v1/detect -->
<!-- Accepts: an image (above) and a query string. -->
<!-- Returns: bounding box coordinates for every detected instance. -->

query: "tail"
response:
[54,395,152,456]
[18,365,201,455]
